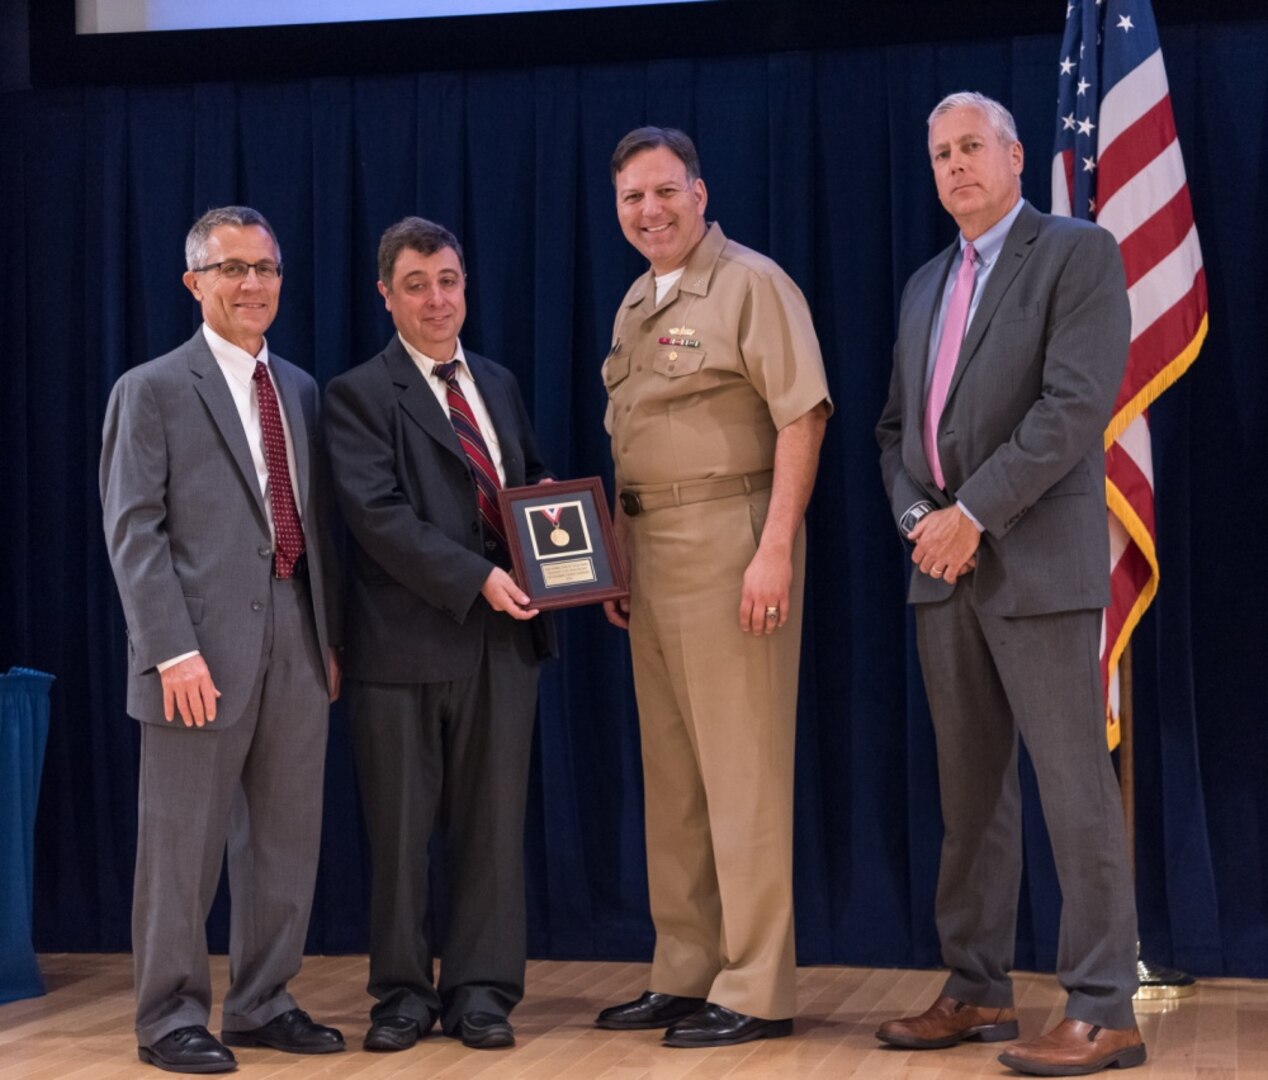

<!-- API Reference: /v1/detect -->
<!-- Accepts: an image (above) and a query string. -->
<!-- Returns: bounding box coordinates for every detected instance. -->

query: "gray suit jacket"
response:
[323,335,556,684]
[877,202,1131,616]
[101,328,339,725]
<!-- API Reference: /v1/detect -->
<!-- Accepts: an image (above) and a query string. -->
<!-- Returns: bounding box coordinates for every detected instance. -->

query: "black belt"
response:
[619,471,774,516]
[276,552,308,580]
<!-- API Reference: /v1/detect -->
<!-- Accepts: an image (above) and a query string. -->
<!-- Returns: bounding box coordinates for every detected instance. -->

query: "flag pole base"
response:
[1134,944,1196,1000]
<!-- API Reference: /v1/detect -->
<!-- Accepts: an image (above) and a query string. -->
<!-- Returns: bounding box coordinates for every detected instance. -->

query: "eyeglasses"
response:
[190,260,283,280]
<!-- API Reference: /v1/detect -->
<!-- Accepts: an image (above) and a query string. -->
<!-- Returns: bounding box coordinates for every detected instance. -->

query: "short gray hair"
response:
[927,91,1019,147]
[185,206,280,270]
[377,216,465,286]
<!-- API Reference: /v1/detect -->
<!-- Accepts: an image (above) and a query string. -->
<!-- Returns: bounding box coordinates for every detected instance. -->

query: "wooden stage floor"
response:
[1,955,1264,1078]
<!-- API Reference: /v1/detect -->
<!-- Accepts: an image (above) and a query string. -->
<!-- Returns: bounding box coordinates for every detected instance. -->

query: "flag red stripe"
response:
[1106,449,1156,537]
[1106,542,1154,648]
[1114,269,1208,412]
[1096,95,1177,207]
[1106,542,1153,633]
[1117,184,1196,288]
[1102,540,1154,683]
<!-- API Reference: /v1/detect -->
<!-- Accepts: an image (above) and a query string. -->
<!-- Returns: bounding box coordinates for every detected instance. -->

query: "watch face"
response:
[901,502,933,537]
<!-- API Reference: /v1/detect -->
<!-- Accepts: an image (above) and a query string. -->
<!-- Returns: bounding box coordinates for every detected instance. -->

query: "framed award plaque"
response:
[497,476,629,611]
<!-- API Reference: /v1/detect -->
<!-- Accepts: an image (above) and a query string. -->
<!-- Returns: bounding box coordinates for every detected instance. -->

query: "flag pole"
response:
[1119,643,1135,878]
[1120,643,1195,1000]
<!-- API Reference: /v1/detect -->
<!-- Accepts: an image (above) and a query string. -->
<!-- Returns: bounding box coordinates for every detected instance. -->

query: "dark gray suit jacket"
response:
[877,201,1131,617]
[323,336,555,684]
[100,328,339,726]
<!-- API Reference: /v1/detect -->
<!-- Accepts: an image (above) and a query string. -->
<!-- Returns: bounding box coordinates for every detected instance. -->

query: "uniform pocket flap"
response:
[652,349,706,378]
[602,351,631,389]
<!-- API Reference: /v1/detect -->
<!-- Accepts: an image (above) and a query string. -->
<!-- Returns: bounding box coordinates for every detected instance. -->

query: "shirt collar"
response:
[625,221,728,308]
[961,198,1026,268]
[202,323,269,388]
[398,334,468,380]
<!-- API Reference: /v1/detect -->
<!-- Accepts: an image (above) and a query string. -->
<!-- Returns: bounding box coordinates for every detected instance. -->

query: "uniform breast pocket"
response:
[602,351,631,391]
[652,349,707,379]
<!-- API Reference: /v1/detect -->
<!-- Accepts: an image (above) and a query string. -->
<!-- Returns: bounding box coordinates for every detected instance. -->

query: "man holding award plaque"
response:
[595,127,832,1047]
[324,217,554,1053]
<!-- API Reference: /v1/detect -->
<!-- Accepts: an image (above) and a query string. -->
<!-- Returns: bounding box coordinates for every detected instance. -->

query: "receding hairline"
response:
[927,91,1019,148]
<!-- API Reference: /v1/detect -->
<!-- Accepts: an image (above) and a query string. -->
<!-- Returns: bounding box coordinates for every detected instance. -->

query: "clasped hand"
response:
[908,505,980,584]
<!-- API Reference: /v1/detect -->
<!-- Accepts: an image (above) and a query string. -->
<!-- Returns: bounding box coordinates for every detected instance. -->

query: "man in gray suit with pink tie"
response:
[101,206,343,1073]
[876,93,1146,1076]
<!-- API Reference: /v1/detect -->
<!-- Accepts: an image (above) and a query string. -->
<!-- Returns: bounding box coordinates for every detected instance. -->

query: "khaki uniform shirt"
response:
[603,223,831,487]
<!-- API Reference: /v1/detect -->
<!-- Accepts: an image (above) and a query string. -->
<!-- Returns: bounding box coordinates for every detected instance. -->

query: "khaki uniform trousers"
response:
[626,485,803,1020]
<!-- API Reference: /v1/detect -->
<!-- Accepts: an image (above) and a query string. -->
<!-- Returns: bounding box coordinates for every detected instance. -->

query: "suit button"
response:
[485,540,497,551]
[258,546,272,558]
[471,522,480,533]
[251,600,264,612]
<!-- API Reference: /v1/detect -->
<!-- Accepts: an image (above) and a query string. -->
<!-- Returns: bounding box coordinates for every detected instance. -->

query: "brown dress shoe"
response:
[998,1018,1146,1075]
[876,994,1018,1049]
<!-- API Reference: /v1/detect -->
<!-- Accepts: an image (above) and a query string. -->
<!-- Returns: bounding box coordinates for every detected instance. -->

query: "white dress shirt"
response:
[399,335,507,485]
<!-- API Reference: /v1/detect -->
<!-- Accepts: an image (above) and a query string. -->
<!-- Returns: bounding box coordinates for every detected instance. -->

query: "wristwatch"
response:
[899,500,935,538]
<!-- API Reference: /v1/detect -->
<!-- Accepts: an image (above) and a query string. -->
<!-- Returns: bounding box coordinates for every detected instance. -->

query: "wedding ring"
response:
[932,565,946,577]
[765,606,779,620]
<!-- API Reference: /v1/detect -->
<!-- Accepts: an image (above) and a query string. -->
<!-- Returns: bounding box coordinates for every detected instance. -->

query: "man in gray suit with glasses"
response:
[101,206,344,1074]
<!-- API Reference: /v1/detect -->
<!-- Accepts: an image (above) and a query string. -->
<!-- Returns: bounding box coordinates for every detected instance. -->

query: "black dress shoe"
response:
[138,1025,237,1073]
[363,1015,426,1052]
[663,1003,794,1048]
[595,990,707,1030]
[221,1008,345,1054]
[455,1011,515,1049]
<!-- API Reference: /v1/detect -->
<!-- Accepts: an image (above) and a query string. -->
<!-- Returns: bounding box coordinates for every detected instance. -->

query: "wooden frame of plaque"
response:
[497,476,629,611]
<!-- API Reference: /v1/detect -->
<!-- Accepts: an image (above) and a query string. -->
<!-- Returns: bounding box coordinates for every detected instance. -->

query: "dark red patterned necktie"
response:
[433,360,508,554]
[253,361,306,578]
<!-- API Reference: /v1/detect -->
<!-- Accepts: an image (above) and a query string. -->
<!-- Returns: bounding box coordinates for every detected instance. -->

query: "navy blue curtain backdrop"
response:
[1,18,1265,978]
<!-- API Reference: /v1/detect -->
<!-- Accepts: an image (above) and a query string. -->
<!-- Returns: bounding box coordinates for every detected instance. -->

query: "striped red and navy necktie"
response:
[433,360,508,557]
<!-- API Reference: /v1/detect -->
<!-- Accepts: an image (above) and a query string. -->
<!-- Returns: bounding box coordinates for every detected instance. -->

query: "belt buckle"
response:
[618,490,642,516]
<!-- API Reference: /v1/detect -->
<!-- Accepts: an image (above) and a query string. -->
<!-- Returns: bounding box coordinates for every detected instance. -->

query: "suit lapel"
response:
[905,247,957,440]
[385,337,467,465]
[466,351,522,486]
[270,357,311,507]
[187,332,269,524]
[945,203,1040,406]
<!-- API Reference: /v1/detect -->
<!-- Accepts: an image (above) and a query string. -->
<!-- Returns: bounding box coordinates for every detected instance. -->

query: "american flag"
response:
[1051,0,1207,749]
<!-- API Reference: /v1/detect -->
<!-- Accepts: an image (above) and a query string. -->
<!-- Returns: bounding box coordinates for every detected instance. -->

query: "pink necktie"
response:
[253,361,306,578]
[924,242,977,490]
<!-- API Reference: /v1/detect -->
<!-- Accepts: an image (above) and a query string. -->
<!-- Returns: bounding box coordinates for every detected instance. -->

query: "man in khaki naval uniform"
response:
[594,127,831,1048]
